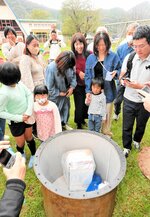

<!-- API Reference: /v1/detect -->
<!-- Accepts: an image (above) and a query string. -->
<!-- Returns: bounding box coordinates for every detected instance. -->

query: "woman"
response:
[71,32,90,129]
[19,34,45,92]
[46,51,77,130]
[85,32,121,137]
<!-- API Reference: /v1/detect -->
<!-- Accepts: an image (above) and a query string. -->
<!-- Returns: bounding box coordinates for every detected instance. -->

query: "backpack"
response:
[125,51,136,78]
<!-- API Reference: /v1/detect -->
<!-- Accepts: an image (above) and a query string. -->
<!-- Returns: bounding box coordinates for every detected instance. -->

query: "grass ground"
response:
[0,48,150,216]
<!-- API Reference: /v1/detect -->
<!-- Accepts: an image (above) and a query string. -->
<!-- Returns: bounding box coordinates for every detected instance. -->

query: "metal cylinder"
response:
[34,130,126,217]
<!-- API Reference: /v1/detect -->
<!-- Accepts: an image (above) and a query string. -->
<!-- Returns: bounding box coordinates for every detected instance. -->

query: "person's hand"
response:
[111,71,117,79]
[3,152,26,181]
[143,95,150,112]
[144,81,150,88]
[79,71,85,80]
[124,80,144,89]
[60,92,67,96]
[66,87,73,97]
[22,114,29,122]
[8,39,15,47]
[0,141,10,152]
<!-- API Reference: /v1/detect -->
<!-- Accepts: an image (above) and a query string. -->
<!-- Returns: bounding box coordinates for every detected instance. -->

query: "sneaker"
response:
[123,148,130,158]
[4,135,10,141]
[28,155,34,169]
[62,124,73,131]
[133,141,140,150]
[113,114,119,121]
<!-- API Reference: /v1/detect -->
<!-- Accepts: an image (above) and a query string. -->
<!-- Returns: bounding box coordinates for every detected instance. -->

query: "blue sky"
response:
[30,0,147,10]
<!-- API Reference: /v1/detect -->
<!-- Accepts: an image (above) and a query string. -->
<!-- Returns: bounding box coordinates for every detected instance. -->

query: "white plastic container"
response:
[61,149,96,191]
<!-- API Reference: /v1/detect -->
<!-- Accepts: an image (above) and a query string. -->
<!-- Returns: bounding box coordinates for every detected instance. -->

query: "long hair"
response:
[24,34,39,56]
[93,32,111,56]
[71,32,87,57]
[55,51,75,76]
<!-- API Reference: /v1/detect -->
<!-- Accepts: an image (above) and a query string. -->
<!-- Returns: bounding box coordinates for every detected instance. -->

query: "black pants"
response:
[73,85,88,125]
[122,97,149,150]
[114,85,125,115]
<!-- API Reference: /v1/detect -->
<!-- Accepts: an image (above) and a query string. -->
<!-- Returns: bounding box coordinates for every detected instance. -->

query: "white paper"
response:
[105,71,113,81]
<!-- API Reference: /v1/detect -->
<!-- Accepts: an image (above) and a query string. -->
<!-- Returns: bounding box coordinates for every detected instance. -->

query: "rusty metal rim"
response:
[34,130,126,199]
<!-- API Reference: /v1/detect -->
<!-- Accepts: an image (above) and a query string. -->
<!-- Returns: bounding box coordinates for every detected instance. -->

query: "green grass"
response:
[0,48,150,217]
[0,96,150,217]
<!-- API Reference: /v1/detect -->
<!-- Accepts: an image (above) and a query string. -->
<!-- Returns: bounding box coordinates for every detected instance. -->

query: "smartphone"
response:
[0,149,16,168]
[122,77,131,82]
[137,86,150,98]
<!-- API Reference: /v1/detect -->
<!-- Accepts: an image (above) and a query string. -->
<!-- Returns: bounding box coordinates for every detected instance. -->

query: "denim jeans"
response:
[88,114,102,133]
[0,118,6,141]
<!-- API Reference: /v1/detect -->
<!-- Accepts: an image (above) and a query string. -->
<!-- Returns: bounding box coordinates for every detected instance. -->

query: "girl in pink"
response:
[34,85,62,142]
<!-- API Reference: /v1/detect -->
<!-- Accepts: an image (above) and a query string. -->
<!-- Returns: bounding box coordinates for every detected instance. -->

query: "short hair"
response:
[126,22,139,34]
[4,26,17,38]
[91,77,104,89]
[24,34,39,56]
[34,85,48,96]
[93,32,111,56]
[133,25,150,44]
[71,32,87,57]
[55,51,75,75]
[0,62,21,85]
[96,26,108,34]
[51,30,57,34]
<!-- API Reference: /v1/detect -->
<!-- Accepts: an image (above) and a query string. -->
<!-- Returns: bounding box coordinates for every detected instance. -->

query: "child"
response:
[33,84,62,142]
[85,78,106,133]
[0,62,36,168]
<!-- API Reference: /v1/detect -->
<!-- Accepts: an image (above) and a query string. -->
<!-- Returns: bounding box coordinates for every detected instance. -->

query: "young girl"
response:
[34,84,62,142]
[85,78,106,133]
[0,62,36,168]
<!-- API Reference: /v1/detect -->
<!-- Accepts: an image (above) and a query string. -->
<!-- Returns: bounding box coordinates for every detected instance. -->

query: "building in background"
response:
[0,0,59,44]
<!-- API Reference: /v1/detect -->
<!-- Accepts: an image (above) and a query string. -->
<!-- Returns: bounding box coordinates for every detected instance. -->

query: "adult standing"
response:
[19,34,45,92]
[71,32,90,129]
[113,22,139,120]
[122,25,150,157]
[43,30,66,63]
[19,34,45,138]
[85,32,121,137]
[1,26,25,66]
[46,51,77,130]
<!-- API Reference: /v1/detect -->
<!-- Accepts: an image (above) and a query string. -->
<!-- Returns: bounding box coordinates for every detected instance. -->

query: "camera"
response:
[0,148,16,168]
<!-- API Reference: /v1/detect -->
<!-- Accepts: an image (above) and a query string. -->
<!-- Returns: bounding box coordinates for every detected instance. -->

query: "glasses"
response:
[133,43,149,49]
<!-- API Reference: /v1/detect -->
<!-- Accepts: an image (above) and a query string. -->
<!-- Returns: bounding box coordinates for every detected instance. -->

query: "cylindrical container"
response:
[34,130,126,217]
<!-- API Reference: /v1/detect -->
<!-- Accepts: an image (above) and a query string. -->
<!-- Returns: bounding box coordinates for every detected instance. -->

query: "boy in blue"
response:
[85,78,106,132]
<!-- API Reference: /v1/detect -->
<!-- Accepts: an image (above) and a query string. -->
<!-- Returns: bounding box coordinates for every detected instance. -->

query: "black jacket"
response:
[0,179,26,217]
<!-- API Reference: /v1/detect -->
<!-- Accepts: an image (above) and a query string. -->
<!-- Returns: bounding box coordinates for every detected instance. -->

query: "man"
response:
[1,26,25,66]
[113,22,139,120]
[0,141,26,217]
[122,25,150,157]
[43,29,66,63]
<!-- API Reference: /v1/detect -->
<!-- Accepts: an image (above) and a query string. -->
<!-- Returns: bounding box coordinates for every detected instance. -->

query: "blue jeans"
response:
[0,118,5,141]
[88,114,102,132]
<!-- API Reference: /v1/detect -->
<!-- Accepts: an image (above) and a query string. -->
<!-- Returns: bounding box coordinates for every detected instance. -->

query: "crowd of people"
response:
[0,24,150,216]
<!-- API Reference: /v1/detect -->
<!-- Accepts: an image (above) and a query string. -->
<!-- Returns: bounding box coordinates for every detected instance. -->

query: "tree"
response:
[28,9,51,19]
[61,0,101,36]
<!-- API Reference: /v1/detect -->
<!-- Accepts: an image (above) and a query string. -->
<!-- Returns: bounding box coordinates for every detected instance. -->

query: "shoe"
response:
[133,140,140,150]
[113,114,119,121]
[22,152,26,161]
[4,135,10,141]
[62,124,73,131]
[28,155,34,169]
[102,131,113,138]
[123,148,130,158]
[77,124,82,129]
